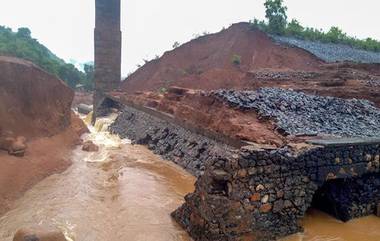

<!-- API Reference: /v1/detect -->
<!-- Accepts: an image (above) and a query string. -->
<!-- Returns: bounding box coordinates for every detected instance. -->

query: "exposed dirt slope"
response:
[122,22,323,93]
[0,56,87,216]
[116,88,285,146]
[116,22,380,151]
[0,56,73,138]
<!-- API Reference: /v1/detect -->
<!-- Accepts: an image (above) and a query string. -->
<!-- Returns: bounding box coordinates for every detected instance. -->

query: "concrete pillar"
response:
[93,0,121,119]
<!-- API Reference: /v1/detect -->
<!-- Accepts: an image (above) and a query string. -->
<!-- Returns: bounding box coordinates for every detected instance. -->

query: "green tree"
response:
[172,41,180,49]
[0,25,94,89]
[83,64,94,90]
[16,27,31,38]
[264,0,288,34]
[325,26,346,43]
[250,1,380,52]
[285,19,304,37]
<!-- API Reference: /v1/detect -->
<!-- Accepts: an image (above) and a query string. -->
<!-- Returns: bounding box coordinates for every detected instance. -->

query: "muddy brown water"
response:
[0,115,379,241]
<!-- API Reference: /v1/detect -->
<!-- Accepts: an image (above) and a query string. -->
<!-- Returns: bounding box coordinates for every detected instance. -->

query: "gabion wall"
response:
[110,104,380,241]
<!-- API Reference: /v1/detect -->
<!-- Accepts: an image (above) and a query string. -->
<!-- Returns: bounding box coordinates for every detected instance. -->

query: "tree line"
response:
[251,0,380,52]
[0,26,94,90]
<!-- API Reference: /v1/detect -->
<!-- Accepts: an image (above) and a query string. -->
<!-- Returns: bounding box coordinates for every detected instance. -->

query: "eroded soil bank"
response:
[0,56,87,217]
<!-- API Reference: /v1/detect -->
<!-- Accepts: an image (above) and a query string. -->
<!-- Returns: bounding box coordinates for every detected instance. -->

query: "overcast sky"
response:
[0,0,379,76]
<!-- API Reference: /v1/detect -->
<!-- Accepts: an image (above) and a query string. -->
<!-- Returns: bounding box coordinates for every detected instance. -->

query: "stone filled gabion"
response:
[211,88,380,137]
[108,102,380,241]
[109,106,232,177]
[173,143,380,241]
[271,35,380,64]
[313,173,380,222]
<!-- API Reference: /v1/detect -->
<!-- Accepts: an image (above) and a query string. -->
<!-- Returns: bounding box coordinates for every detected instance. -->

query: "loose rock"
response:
[211,88,380,137]
[77,103,93,115]
[13,225,67,241]
[0,131,27,157]
[272,35,380,64]
[82,141,99,152]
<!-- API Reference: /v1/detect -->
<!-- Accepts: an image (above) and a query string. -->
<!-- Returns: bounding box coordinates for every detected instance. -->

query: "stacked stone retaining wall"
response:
[173,142,380,241]
[109,105,233,177]
[108,102,380,241]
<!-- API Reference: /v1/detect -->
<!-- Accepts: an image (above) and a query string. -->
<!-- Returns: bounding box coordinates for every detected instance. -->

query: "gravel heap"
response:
[211,88,380,137]
[272,35,380,64]
[365,78,380,87]
[248,70,320,80]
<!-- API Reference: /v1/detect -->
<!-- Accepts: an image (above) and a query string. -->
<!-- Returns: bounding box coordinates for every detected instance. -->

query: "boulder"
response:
[13,226,67,241]
[82,141,99,152]
[77,104,93,115]
[0,128,27,157]
[8,136,27,157]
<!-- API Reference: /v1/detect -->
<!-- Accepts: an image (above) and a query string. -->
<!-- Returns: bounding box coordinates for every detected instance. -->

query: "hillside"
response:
[121,22,380,107]
[0,26,92,89]
[122,23,322,93]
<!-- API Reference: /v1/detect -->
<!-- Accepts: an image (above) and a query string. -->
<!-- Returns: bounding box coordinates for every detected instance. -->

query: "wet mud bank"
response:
[109,102,380,241]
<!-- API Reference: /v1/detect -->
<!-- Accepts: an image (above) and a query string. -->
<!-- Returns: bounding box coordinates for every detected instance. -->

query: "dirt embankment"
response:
[122,22,322,93]
[118,88,285,146]
[114,21,380,146]
[121,22,380,107]
[0,56,73,138]
[114,22,380,149]
[0,56,87,215]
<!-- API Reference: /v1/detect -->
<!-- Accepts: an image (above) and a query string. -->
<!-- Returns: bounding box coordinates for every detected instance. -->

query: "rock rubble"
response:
[211,88,380,137]
[272,35,380,64]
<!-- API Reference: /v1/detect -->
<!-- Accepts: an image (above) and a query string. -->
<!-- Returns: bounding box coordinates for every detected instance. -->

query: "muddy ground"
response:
[0,114,86,216]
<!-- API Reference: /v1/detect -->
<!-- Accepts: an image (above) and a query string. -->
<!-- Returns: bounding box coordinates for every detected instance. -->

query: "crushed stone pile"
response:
[272,35,380,64]
[211,88,380,137]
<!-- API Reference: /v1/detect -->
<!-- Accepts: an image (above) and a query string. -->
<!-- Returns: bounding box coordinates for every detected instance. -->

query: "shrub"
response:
[172,41,180,49]
[231,54,242,66]
[159,87,168,94]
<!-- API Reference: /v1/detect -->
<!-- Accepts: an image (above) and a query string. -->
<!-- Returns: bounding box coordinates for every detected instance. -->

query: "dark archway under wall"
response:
[312,173,380,222]
[95,96,123,117]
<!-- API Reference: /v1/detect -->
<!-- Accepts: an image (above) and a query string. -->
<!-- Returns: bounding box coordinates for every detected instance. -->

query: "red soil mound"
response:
[0,56,87,216]
[0,56,73,138]
[122,22,322,93]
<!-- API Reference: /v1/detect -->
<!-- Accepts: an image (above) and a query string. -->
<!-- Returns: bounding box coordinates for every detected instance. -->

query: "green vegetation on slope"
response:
[251,0,380,52]
[0,26,94,89]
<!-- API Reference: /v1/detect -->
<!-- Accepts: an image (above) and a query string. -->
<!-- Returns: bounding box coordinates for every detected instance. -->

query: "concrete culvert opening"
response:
[311,173,380,222]
[96,97,122,117]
